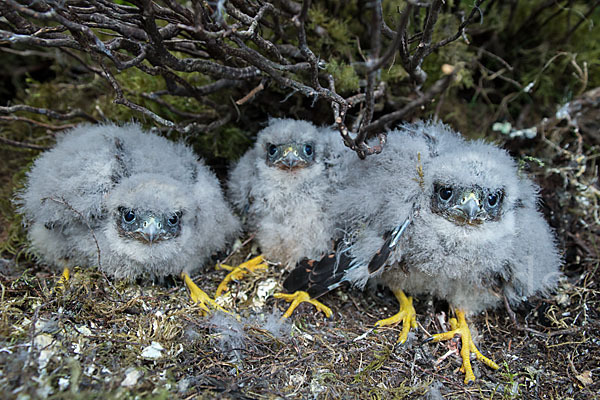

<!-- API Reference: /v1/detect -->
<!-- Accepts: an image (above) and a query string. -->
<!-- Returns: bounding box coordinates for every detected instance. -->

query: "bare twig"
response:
[0,135,49,151]
[236,80,266,105]
[363,71,457,134]
[98,59,176,128]
[0,105,97,123]
[0,0,479,158]
[0,115,78,131]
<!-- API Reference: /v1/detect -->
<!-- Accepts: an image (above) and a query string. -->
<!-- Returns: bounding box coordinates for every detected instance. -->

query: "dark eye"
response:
[304,144,313,156]
[487,193,499,207]
[268,144,278,156]
[438,187,453,201]
[168,213,179,226]
[123,209,136,223]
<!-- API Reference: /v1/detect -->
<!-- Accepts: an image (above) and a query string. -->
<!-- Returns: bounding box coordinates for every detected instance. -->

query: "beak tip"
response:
[457,197,480,221]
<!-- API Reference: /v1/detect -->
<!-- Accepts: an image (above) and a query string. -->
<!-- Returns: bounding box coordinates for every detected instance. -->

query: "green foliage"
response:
[488,1,599,115]
[326,59,360,94]
[413,0,599,139]
[307,3,359,59]
[493,361,526,399]
[381,64,409,85]
[0,149,35,262]
[423,12,476,91]
[193,125,253,162]
[353,346,392,383]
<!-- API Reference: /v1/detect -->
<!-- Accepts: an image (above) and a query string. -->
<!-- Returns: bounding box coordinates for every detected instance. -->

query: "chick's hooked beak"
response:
[456,192,480,222]
[278,147,304,169]
[138,216,164,243]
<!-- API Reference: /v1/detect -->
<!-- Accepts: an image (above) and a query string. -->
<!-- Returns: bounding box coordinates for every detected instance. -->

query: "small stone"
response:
[76,325,92,336]
[576,370,593,386]
[58,377,69,391]
[140,341,164,359]
[121,367,142,387]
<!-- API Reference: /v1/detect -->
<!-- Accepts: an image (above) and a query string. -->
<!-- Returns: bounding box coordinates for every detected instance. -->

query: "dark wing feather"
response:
[283,246,354,299]
[368,217,411,274]
[367,230,395,274]
[111,136,130,183]
[284,218,411,299]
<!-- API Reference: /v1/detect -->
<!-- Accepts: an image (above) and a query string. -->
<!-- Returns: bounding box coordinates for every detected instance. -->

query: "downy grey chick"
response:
[224,118,350,317]
[284,120,562,382]
[18,122,240,313]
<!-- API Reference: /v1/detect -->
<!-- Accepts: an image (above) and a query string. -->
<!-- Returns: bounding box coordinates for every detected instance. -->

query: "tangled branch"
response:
[0,0,486,157]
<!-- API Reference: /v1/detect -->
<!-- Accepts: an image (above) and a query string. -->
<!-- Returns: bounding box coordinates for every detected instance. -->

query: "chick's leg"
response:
[273,291,333,318]
[374,289,417,344]
[215,255,269,297]
[182,272,228,315]
[427,309,499,384]
[60,267,70,283]
[54,266,71,293]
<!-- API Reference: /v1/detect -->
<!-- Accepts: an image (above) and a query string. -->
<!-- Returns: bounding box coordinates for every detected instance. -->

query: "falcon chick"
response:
[18,122,240,313]
[224,118,349,317]
[285,121,562,383]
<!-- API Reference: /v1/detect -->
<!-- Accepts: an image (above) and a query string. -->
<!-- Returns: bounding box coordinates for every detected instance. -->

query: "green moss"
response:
[307,3,359,59]
[488,1,599,114]
[325,60,360,94]
[0,151,35,262]
[381,64,409,85]
[353,346,392,383]
[366,382,429,400]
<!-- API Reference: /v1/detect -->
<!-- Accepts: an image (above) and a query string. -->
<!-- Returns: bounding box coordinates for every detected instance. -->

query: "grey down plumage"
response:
[227,118,350,268]
[289,120,562,315]
[17,122,240,281]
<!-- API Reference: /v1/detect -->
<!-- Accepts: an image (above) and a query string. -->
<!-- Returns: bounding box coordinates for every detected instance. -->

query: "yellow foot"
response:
[215,255,268,297]
[56,267,70,292]
[374,289,417,344]
[427,309,500,384]
[273,290,333,318]
[182,272,228,315]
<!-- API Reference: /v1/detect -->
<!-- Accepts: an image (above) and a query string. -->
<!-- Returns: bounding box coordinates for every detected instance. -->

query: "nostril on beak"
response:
[458,198,479,221]
[282,152,299,168]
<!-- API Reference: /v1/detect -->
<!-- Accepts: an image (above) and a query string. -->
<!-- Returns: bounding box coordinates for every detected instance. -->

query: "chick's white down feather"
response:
[18,122,240,280]
[335,120,561,314]
[227,118,351,268]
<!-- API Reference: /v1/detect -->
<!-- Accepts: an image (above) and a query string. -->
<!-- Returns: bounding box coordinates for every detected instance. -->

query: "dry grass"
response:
[0,250,598,399]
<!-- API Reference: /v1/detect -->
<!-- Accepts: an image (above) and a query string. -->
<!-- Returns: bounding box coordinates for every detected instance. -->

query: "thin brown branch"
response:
[98,59,176,128]
[1,0,469,159]
[0,105,97,122]
[408,0,444,85]
[346,82,387,108]
[236,80,266,105]
[138,93,217,120]
[427,0,485,55]
[359,1,382,134]
[366,1,410,73]
[362,71,457,135]
[0,135,50,150]
[0,115,78,131]
[327,75,353,152]
[297,0,322,91]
